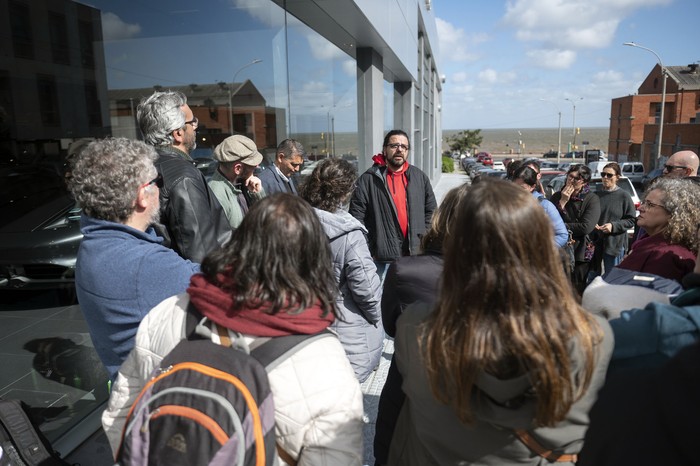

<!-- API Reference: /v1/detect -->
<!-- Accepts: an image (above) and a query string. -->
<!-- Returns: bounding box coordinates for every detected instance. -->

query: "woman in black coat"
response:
[373,183,469,466]
[551,164,601,294]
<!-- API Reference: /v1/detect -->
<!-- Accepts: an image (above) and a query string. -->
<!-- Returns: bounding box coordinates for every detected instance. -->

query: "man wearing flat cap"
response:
[208,135,266,228]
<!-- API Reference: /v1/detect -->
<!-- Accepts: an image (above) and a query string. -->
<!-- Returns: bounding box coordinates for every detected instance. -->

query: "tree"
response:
[447,129,483,154]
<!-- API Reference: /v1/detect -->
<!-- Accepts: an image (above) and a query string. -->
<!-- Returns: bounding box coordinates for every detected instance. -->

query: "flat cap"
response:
[213,135,263,165]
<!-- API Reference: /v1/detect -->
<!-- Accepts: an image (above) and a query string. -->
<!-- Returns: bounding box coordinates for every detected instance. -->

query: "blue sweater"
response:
[75,216,200,379]
[533,191,569,248]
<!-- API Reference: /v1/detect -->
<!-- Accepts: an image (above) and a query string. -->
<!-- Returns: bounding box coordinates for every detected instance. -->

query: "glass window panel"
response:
[0,1,359,456]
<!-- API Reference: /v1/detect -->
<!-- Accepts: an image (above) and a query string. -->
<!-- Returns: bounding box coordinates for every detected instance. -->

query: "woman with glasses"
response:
[615,177,700,282]
[301,158,384,383]
[590,162,637,277]
[387,180,612,465]
[551,164,601,294]
[512,165,569,248]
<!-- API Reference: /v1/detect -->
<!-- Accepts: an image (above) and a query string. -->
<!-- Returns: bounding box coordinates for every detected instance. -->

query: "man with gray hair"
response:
[68,137,200,380]
[258,138,305,194]
[137,90,230,262]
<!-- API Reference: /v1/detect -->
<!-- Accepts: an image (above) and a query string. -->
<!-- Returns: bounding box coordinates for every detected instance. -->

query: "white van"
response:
[587,161,609,178]
[620,162,645,185]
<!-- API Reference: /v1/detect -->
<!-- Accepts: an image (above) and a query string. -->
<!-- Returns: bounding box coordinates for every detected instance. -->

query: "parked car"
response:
[543,150,559,158]
[0,164,82,292]
[190,147,218,180]
[492,161,506,171]
[540,170,566,198]
[0,153,220,294]
[620,162,645,185]
[461,156,476,171]
[587,161,610,178]
[475,152,492,165]
[641,167,664,190]
[585,149,607,163]
[562,151,583,159]
[480,169,508,179]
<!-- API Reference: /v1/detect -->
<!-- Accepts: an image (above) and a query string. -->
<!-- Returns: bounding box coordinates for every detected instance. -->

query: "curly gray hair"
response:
[67,138,158,223]
[645,177,700,253]
[137,90,187,147]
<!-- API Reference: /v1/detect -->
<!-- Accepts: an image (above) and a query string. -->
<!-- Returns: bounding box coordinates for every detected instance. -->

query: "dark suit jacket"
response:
[258,165,298,195]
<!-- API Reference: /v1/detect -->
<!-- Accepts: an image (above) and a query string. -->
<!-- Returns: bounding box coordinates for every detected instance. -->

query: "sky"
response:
[432,0,700,130]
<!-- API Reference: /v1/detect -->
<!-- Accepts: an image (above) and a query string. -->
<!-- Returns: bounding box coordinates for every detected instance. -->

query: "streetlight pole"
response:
[540,98,562,163]
[624,42,666,168]
[229,59,262,135]
[565,97,583,153]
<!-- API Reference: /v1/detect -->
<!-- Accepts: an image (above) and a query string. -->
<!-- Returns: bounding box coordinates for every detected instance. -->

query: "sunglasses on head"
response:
[141,173,163,189]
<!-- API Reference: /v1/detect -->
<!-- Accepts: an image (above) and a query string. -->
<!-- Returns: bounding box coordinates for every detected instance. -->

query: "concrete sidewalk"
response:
[433,171,470,203]
[359,169,469,465]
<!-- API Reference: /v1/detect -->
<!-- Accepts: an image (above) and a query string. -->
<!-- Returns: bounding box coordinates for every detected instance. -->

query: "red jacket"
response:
[617,232,696,282]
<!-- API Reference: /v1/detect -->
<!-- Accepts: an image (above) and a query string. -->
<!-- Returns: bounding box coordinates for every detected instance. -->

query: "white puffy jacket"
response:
[102,293,364,465]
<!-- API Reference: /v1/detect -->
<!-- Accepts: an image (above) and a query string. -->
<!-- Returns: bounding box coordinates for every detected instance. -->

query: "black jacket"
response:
[349,163,436,262]
[154,146,231,263]
[374,250,443,465]
[551,188,601,262]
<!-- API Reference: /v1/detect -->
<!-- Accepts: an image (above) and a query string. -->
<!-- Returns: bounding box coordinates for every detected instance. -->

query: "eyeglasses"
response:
[184,116,199,129]
[601,172,616,179]
[141,173,163,190]
[567,173,581,181]
[663,164,687,172]
[640,199,667,211]
[386,143,410,151]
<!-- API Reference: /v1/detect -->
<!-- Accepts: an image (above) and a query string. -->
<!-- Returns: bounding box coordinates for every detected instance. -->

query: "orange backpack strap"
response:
[514,429,578,463]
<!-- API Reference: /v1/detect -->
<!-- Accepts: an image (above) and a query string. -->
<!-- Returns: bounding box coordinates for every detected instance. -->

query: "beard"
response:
[148,196,161,226]
[184,132,197,154]
[386,154,406,170]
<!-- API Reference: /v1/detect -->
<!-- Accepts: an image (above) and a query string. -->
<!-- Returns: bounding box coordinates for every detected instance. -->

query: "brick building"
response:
[108,81,280,155]
[608,63,700,169]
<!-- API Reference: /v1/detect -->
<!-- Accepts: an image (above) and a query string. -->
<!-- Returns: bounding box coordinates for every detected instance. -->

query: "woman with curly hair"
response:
[301,157,384,382]
[387,180,613,465]
[616,177,700,282]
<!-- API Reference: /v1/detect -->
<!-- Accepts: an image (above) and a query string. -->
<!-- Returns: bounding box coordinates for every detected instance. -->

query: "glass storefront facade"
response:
[0,0,441,456]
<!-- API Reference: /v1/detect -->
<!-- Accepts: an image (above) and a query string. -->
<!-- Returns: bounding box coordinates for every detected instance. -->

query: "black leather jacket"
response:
[154,146,231,263]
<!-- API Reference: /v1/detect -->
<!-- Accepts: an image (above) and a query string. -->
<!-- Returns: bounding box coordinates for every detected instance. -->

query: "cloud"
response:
[306,34,346,61]
[231,0,301,28]
[526,49,577,69]
[342,59,355,77]
[101,12,141,40]
[503,0,670,50]
[435,18,487,62]
[476,68,518,84]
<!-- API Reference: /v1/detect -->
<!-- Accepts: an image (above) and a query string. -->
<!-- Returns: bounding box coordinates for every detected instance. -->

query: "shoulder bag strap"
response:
[514,429,578,463]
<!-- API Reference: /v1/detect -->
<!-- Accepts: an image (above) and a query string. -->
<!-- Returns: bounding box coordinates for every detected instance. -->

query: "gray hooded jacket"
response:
[314,208,384,383]
[388,303,614,465]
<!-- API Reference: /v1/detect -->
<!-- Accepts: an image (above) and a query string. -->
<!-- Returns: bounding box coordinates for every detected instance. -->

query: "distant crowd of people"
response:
[66,88,700,465]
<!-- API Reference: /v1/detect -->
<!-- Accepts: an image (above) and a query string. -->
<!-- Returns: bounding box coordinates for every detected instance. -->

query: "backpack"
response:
[117,304,331,466]
[602,267,684,296]
[0,398,71,466]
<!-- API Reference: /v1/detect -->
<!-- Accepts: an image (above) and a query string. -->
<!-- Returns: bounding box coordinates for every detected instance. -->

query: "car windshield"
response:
[0,166,72,229]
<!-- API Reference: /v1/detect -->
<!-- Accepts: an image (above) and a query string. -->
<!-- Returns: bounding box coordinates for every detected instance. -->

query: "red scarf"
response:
[187,274,334,336]
[373,154,409,240]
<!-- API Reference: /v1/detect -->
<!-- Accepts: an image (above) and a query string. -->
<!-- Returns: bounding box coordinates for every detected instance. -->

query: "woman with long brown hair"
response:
[387,180,613,465]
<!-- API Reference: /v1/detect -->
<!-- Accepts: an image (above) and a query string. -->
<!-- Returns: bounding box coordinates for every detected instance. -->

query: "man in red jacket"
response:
[349,129,437,278]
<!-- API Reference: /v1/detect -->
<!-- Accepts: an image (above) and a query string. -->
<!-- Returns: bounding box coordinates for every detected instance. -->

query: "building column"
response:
[394,81,413,137]
[357,47,384,173]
